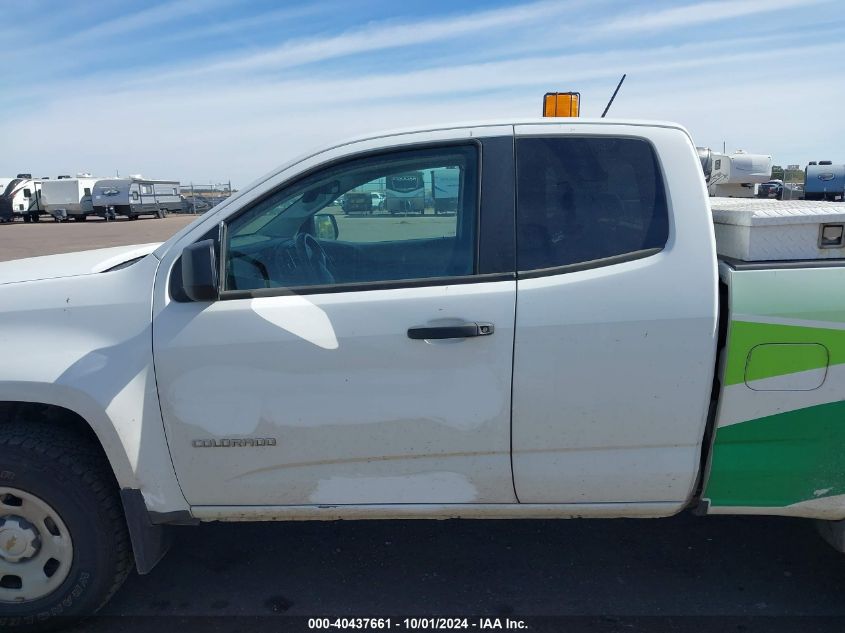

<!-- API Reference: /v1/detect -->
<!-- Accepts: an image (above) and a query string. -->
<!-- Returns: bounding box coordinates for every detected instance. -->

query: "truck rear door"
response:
[511,123,719,510]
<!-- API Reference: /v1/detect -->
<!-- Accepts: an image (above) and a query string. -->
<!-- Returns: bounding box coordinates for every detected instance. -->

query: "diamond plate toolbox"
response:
[710,197,845,261]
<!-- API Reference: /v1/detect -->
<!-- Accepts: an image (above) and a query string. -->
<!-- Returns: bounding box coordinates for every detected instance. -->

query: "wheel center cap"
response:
[0,517,39,562]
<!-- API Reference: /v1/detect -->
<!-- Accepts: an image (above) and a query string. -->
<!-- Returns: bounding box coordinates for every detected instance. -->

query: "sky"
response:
[1,0,843,188]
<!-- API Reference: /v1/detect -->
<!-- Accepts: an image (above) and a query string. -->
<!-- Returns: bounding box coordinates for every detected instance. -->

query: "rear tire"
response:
[0,422,133,629]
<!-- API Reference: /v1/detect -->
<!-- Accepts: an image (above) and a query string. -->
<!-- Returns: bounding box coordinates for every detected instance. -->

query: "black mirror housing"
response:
[181,239,219,301]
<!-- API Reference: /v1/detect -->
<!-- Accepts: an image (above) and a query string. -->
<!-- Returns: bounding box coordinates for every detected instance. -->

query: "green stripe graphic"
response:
[724,321,845,385]
[705,399,845,507]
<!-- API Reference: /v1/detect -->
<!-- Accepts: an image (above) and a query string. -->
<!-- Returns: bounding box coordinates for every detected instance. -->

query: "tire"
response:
[0,421,133,629]
[22,216,30,224]
[31,214,39,223]
[155,208,164,219]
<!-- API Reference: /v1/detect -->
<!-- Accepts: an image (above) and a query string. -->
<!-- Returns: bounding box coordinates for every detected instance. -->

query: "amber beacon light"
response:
[542,92,580,117]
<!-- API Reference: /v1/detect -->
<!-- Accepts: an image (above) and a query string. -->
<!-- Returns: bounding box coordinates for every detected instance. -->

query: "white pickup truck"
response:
[2,119,844,627]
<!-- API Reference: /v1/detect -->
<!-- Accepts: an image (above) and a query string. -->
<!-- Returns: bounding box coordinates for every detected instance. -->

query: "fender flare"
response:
[0,382,137,487]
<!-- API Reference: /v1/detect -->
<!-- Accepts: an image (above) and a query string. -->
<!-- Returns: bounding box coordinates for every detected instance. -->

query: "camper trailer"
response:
[0,178,13,222]
[384,171,425,214]
[91,177,181,219]
[0,174,45,222]
[700,149,773,198]
[41,174,99,221]
[804,161,845,201]
[431,166,461,214]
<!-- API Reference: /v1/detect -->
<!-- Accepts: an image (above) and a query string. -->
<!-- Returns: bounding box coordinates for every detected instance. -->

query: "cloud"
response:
[1,0,843,186]
[69,0,234,41]
[600,0,834,33]
[131,0,592,81]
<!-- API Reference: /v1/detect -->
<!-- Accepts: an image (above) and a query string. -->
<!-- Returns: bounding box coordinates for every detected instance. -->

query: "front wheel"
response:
[0,422,133,628]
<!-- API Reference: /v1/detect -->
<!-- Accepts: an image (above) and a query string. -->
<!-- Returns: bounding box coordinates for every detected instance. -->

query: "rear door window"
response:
[516,137,669,272]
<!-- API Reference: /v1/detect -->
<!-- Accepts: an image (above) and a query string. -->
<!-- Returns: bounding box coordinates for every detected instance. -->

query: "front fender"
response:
[0,255,187,513]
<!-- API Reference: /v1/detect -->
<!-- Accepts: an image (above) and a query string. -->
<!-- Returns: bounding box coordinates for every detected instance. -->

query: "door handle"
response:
[407,322,494,340]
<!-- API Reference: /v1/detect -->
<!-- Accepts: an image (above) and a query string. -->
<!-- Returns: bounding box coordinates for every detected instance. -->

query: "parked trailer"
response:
[431,166,461,214]
[384,171,425,214]
[698,148,772,198]
[91,178,181,219]
[0,174,45,222]
[0,178,12,223]
[805,162,845,201]
[41,175,99,221]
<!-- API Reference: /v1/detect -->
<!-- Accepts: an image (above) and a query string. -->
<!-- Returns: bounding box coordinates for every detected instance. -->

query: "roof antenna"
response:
[601,74,626,118]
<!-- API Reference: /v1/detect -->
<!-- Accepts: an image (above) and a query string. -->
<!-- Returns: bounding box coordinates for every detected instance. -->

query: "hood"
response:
[0,243,161,285]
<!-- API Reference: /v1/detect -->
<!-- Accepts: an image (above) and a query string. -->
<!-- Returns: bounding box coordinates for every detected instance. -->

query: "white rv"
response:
[703,150,773,198]
[384,171,426,214]
[430,166,461,215]
[41,174,99,221]
[91,178,181,219]
[0,174,46,222]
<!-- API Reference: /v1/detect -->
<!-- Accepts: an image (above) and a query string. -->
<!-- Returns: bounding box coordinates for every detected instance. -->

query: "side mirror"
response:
[181,239,219,301]
[314,213,339,240]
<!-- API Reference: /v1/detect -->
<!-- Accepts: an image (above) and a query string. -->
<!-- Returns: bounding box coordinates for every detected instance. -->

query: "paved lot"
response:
[66,512,845,630]
[0,215,198,262]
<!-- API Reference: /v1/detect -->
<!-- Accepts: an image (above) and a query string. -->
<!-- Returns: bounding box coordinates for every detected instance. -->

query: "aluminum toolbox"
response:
[710,197,845,261]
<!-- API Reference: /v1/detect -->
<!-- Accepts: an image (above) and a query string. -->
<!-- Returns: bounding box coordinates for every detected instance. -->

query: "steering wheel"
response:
[293,232,335,284]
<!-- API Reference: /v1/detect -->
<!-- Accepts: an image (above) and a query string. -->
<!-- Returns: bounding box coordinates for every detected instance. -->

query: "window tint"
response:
[223,145,478,292]
[516,137,668,271]
[83,187,91,196]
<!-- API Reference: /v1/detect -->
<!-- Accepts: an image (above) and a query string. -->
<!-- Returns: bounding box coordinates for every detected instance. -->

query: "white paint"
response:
[0,242,160,285]
[310,472,478,504]
[154,280,517,506]
[250,295,339,350]
[511,123,719,507]
[712,198,845,261]
[0,255,187,513]
[732,313,845,332]
[151,123,524,507]
[815,488,832,497]
[716,363,845,428]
